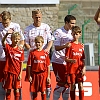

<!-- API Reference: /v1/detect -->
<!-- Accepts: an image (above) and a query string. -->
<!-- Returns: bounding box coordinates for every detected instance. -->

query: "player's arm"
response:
[28,66,32,82]
[94,6,100,24]
[55,42,71,51]
[2,29,13,46]
[81,59,86,75]
[65,57,76,63]
[47,64,51,83]
[18,62,23,80]
[65,46,76,63]
[45,40,53,53]
[18,40,24,48]
[24,42,31,50]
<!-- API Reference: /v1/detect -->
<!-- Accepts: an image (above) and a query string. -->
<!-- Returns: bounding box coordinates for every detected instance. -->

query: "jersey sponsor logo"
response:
[75,75,92,96]
[79,48,82,52]
[40,56,46,59]
[73,52,82,56]
[10,53,21,61]
[34,60,45,63]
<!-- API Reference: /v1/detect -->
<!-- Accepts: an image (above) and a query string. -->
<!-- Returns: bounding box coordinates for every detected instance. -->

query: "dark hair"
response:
[1,11,11,20]
[64,15,76,23]
[72,26,81,33]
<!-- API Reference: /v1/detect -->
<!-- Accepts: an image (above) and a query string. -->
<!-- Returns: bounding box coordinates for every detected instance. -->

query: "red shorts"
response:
[67,73,84,84]
[52,63,67,83]
[0,61,6,82]
[4,73,22,89]
[30,71,47,92]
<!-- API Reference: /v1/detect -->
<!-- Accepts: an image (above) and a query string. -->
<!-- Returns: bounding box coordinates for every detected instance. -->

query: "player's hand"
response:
[18,74,22,80]
[70,59,77,63]
[7,28,14,34]
[18,44,24,50]
[29,76,32,83]
[65,42,71,48]
[44,49,50,54]
[47,77,51,84]
[82,66,86,75]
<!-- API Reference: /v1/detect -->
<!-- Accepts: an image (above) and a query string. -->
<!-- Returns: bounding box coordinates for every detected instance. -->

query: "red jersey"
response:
[65,42,85,74]
[27,49,50,72]
[4,44,24,76]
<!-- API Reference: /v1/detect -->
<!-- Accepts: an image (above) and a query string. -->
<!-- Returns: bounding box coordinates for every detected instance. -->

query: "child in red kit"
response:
[65,26,86,100]
[26,36,51,100]
[2,31,24,100]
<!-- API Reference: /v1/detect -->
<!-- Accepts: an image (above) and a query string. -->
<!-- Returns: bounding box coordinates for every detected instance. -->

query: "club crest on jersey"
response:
[79,48,82,52]
[40,56,45,59]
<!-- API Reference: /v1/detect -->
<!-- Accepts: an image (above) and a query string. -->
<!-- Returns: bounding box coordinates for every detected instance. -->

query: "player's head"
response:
[32,9,42,27]
[71,26,81,40]
[64,15,76,30]
[11,32,21,46]
[0,14,2,22]
[35,36,44,49]
[1,11,11,28]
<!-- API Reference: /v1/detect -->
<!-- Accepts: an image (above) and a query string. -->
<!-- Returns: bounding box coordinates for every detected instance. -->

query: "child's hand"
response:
[18,74,22,80]
[82,66,86,75]
[47,77,51,84]
[29,76,32,83]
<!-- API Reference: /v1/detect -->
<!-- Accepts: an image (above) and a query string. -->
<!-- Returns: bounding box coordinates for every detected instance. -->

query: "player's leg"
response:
[19,88,22,100]
[41,91,46,100]
[14,89,20,100]
[32,92,38,100]
[0,61,6,100]
[46,83,51,100]
[78,82,84,100]
[0,82,6,100]
[70,74,76,100]
[77,73,84,100]
[6,89,11,100]
[62,87,70,100]
[53,84,62,100]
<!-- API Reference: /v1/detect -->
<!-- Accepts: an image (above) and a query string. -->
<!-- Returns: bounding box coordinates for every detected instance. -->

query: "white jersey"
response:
[0,22,24,61]
[24,23,54,49]
[51,26,73,65]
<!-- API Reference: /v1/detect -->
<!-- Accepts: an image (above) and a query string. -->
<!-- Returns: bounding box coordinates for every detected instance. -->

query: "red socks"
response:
[15,92,20,100]
[70,91,75,100]
[41,94,46,100]
[6,92,11,100]
[79,90,84,100]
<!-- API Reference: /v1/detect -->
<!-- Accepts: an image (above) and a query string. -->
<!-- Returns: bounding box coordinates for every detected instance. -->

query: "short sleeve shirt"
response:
[65,42,85,74]
[24,23,54,50]
[4,44,24,76]
[51,26,73,65]
[0,22,24,61]
[27,49,50,72]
